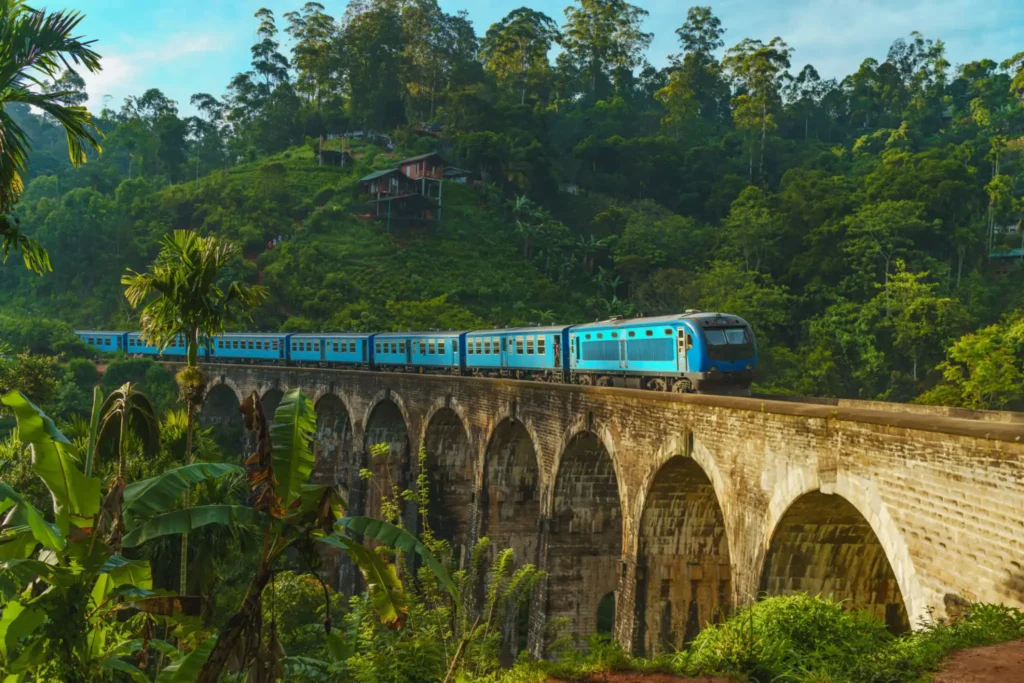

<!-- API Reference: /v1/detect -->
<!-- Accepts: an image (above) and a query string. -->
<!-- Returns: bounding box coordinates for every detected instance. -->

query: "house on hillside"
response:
[357,153,450,230]
[443,166,471,184]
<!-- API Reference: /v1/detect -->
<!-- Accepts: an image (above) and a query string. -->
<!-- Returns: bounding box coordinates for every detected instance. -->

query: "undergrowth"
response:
[479,594,1024,683]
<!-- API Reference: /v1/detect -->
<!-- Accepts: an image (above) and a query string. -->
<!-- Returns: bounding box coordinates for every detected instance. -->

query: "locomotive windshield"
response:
[704,327,749,345]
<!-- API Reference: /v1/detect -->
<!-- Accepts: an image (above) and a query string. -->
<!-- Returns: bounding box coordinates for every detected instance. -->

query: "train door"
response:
[618,337,628,369]
[677,328,689,372]
[405,339,412,365]
[500,337,508,369]
[320,339,326,362]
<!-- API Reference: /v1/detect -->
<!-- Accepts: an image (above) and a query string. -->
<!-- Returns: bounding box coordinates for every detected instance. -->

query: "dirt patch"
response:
[548,673,729,683]
[931,638,1024,683]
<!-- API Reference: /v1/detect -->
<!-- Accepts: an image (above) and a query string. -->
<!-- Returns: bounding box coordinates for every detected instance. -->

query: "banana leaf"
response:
[122,505,264,548]
[318,534,407,627]
[334,517,458,603]
[0,391,100,532]
[154,634,217,683]
[269,389,316,508]
[123,463,244,518]
[0,601,44,658]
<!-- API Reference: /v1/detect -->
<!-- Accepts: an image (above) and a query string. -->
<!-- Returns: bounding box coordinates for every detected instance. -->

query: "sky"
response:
[69,0,1024,115]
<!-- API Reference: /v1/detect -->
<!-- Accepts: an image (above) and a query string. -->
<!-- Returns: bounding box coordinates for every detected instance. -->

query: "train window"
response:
[467,339,474,354]
[315,341,321,351]
[665,328,672,335]
[725,328,749,344]
[646,330,653,337]
[248,340,255,350]
[484,339,491,354]
[233,340,239,349]
[419,341,426,355]
[273,341,279,350]
[439,340,445,354]
[452,341,458,353]
[388,341,394,354]
[398,341,405,353]
[500,337,506,351]
[628,331,635,337]
[88,337,94,344]
[585,334,591,339]
[428,340,436,355]
[256,341,263,350]
[476,338,483,354]
[375,341,381,353]
[705,329,727,345]
[596,333,602,339]
[611,332,618,338]
[350,341,357,353]
[105,337,112,345]
[526,337,534,354]
[538,337,546,354]
[332,341,338,352]
[516,336,524,354]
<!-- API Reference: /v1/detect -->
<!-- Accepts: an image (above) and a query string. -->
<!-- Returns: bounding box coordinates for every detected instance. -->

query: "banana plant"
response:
[0,390,244,680]
[193,389,458,682]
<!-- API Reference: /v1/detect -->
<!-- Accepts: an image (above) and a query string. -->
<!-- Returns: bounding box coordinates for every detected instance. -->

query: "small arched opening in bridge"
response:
[596,592,616,635]
[362,400,411,525]
[637,456,731,656]
[199,384,244,457]
[261,388,284,421]
[548,432,622,644]
[480,418,541,569]
[314,393,358,594]
[422,408,475,559]
[759,491,910,633]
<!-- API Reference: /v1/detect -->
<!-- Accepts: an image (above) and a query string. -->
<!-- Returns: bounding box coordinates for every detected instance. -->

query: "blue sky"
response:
[71,0,1024,115]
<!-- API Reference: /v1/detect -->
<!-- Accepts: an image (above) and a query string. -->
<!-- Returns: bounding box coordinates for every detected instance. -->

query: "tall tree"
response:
[724,37,792,183]
[668,6,729,123]
[480,8,560,105]
[561,0,652,100]
[0,0,102,274]
[122,230,267,595]
[283,2,340,113]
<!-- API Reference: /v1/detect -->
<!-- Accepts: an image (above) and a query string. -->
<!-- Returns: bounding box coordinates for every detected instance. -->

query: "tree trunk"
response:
[180,398,193,596]
[759,100,768,183]
[194,550,274,683]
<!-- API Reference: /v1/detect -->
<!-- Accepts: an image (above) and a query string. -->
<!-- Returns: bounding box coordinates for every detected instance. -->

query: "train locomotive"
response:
[76,311,757,394]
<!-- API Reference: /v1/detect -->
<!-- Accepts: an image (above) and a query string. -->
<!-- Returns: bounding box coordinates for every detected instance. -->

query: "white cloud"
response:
[81,31,224,110]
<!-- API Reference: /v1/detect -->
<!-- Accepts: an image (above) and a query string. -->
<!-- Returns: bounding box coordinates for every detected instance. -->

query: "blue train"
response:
[75,311,756,393]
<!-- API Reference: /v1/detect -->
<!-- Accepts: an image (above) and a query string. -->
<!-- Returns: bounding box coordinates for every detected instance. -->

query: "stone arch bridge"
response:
[188,363,1024,657]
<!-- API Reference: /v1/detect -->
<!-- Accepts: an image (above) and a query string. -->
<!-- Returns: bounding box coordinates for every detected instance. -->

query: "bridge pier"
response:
[188,364,1024,658]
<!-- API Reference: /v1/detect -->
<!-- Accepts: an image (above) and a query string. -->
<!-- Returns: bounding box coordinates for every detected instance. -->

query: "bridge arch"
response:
[759,476,920,632]
[361,392,413,524]
[200,382,245,457]
[312,393,358,493]
[547,426,623,643]
[481,416,543,567]
[635,448,732,655]
[421,405,475,556]
[261,387,284,421]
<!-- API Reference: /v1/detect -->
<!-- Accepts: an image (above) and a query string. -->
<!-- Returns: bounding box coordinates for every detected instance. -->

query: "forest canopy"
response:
[4,0,1024,407]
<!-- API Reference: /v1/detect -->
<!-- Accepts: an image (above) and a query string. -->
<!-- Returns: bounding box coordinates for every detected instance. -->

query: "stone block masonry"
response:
[187,363,1024,656]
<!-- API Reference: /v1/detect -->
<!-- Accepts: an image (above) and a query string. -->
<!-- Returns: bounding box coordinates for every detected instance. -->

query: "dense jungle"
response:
[2,1,1024,681]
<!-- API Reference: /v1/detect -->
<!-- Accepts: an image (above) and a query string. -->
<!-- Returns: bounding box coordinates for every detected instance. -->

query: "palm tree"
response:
[92,382,159,551]
[123,230,267,594]
[0,0,102,274]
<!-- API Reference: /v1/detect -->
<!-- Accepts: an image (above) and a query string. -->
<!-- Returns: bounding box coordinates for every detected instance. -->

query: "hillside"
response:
[1,142,590,333]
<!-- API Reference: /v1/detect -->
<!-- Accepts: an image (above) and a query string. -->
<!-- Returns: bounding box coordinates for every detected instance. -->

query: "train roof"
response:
[373,330,464,338]
[213,332,288,338]
[468,324,570,335]
[76,329,127,334]
[290,332,371,338]
[571,312,748,329]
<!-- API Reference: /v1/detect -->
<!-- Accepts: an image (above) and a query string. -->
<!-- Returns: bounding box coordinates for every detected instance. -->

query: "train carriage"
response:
[211,333,289,362]
[372,332,463,373]
[569,312,756,392]
[77,330,127,354]
[464,325,570,380]
[290,333,370,366]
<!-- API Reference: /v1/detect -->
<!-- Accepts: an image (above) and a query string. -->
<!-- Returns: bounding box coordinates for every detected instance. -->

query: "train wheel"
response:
[595,375,612,387]
[671,378,692,393]
[576,374,593,386]
[646,377,667,392]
